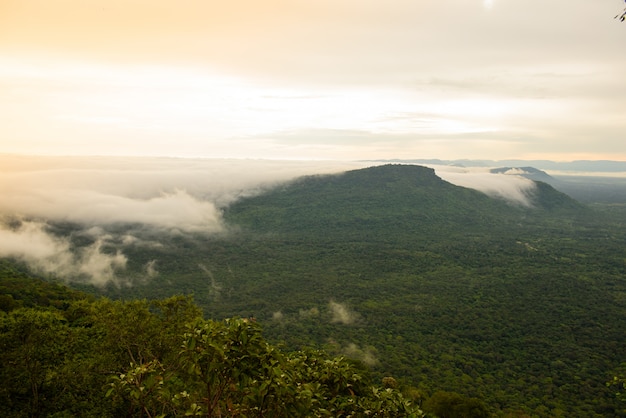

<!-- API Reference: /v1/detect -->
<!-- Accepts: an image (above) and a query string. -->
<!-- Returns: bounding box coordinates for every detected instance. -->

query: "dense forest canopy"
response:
[2,164,626,416]
[0,282,426,417]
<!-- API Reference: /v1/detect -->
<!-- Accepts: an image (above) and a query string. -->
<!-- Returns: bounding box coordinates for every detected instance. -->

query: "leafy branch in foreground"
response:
[617,0,626,21]
[0,295,422,417]
[107,316,423,417]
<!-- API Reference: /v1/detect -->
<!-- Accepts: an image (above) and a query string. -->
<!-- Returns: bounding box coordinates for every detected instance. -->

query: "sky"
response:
[1,0,625,161]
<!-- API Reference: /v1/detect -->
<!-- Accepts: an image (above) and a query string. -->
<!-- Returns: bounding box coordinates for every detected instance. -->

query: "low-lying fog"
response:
[0,155,570,285]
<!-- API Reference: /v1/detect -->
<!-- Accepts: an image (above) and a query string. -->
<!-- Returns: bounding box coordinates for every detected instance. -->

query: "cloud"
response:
[120,234,163,248]
[144,260,158,278]
[329,300,359,325]
[1,186,224,233]
[0,156,548,231]
[341,343,378,366]
[0,156,370,233]
[0,155,559,284]
[430,165,537,207]
[299,307,320,319]
[502,168,528,176]
[4,0,619,88]
[198,264,223,302]
[2,1,625,162]
[0,155,376,283]
[0,220,127,286]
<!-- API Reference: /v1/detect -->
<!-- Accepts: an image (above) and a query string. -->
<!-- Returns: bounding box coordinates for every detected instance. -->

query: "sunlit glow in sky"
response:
[1,0,625,161]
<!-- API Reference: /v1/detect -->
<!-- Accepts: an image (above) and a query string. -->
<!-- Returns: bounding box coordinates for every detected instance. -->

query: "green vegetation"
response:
[0,259,91,311]
[0,280,422,417]
[3,164,626,416]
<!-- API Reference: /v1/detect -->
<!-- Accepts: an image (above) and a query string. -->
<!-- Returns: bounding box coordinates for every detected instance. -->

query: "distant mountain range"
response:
[483,165,626,203]
[367,160,626,203]
[375,159,626,173]
[489,166,555,183]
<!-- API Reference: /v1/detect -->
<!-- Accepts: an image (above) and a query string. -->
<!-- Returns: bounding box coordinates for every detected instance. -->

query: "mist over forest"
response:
[3,155,626,417]
[0,155,561,286]
[3,0,626,416]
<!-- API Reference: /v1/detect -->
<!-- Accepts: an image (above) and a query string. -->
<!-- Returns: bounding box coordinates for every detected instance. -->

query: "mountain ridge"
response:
[375,159,626,173]
[225,164,585,240]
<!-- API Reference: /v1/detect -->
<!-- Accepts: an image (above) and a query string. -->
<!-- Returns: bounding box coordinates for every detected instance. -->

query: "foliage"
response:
[94,165,626,416]
[422,391,490,418]
[0,290,422,417]
[0,259,90,312]
[607,365,626,416]
[106,314,423,417]
[4,165,626,416]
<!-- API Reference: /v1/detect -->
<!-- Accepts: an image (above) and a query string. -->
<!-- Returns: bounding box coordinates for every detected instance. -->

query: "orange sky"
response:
[1,0,625,160]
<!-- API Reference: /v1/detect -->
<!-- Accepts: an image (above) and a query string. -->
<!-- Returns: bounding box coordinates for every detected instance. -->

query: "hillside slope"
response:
[92,164,626,416]
[225,164,583,240]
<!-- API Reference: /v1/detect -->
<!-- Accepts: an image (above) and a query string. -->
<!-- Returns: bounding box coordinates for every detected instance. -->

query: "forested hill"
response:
[181,163,623,416]
[225,164,584,238]
[3,164,624,416]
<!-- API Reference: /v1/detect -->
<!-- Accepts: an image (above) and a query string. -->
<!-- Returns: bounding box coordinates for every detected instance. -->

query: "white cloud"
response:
[1,1,626,161]
[329,300,359,325]
[0,156,371,232]
[0,156,576,285]
[143,260,159,278]
[0,156,376,283]
[342,343,379,366]
[430,165,537,207]
[0,220,127,286]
